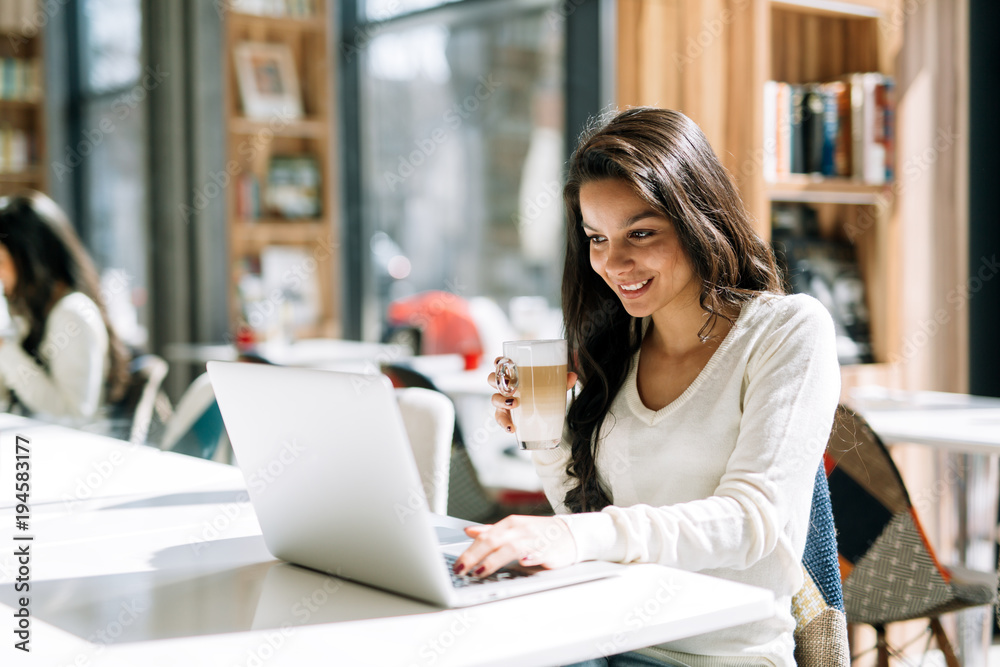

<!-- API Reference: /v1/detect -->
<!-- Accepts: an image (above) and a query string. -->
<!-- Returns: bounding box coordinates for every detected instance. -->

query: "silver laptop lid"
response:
[206,361,455,605]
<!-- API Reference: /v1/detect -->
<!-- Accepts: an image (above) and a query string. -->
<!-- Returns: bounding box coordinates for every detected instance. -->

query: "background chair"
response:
[825,405,997,666]
[159,372,229,463]
[792,463,850,666]
[394,387,454,515]
[107,353,171,445]
[381,362,502,522]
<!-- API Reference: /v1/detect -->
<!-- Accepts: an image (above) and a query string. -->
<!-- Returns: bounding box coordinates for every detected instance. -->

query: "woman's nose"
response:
[603,242,633,275]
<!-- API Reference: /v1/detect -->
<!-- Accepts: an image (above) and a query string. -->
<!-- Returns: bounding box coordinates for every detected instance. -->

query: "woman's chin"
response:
[618,300,652,318]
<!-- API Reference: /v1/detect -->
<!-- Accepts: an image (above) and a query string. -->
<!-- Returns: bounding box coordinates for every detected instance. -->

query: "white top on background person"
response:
[0,192,128,424]
[452,108,841,667]
[0,290,111,421]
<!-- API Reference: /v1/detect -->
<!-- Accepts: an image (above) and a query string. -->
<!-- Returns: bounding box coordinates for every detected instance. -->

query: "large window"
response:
[67,0,150,349]
[344,0,568,342]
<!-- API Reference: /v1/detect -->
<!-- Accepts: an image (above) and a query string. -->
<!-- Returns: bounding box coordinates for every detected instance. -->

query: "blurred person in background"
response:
[0,191,129,425]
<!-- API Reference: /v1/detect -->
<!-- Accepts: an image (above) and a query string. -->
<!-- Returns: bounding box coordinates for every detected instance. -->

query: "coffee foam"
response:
[501,339,566,366]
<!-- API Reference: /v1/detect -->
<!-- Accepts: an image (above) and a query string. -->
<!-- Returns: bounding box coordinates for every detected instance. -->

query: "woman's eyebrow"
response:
[580,210,663,231]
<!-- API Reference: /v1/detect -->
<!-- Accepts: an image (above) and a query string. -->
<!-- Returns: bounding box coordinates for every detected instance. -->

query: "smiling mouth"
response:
[620,280,649,291]
[616,278,652,298]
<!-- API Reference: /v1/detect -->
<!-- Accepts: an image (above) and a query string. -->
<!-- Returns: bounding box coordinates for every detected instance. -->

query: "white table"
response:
[850,387,1000,666]
[0,415,775,666]
[164,339,409,374]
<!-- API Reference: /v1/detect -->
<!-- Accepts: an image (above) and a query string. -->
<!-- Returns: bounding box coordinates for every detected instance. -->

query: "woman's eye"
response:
[629,230,652,240]
[587,235,606,245]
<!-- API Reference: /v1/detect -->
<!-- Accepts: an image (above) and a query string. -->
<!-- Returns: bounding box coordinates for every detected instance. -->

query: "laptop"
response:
[206,361,623,608]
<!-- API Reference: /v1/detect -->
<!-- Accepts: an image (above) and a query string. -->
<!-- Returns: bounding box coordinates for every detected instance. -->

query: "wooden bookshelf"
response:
[617,0,906,396]
[223,0,340,342]
[0,11,46,198]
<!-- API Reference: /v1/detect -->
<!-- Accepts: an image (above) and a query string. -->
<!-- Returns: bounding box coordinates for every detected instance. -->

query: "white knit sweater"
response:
[533,293,840,666]
[0,292,110,422]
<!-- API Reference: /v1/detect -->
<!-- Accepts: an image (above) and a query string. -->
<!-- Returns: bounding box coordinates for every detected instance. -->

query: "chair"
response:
[381,362,503,522]
[159,372,229,462]
[792,464,850,666]
[825,404,997,666]
[107,353,171,445]
[394,387,454,514]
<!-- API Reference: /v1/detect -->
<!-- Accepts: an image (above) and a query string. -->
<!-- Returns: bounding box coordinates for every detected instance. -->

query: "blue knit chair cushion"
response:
[792,463,849,666]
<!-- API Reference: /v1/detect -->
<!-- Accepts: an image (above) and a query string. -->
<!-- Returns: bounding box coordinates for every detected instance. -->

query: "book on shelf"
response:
[237,173,261,221]
[763,73,893,185]
[265,154,321,219]
[0,124,31,174]
[0,58,41,102]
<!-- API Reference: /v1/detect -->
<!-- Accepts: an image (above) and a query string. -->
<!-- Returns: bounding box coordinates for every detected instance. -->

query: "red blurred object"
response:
[387,291,483,368]
[234,324,256,352]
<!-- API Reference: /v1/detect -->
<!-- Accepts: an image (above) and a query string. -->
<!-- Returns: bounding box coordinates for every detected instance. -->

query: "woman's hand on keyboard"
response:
[452,515,577,579]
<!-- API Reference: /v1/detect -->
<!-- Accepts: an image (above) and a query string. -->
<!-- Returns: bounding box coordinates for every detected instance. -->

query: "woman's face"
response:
[0,244,16,297]
[579,178,699,319]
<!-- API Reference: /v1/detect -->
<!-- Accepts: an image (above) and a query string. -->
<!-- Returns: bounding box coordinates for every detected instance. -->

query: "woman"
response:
[0,191,129,424]
[452,109,840,666]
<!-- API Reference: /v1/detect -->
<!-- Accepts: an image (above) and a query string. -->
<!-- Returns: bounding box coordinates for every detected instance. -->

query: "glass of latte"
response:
[495,339,568,450]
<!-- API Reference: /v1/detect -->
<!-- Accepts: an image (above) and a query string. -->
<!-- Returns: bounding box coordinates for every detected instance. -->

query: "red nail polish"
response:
[506,426,512,433]
[474,566,486,576]
[454,562,465,575]
[504,398,513,406]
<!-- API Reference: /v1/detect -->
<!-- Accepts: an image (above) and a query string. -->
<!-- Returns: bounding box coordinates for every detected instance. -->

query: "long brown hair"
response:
[561,108,783,513]
[0,191,129,403]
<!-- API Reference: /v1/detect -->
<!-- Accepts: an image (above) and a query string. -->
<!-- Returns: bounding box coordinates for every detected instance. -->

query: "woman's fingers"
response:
[494,406,515,433]
[453,516,577,578]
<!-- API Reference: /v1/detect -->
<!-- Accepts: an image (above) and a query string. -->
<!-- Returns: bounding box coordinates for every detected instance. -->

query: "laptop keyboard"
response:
[442,553,529,588]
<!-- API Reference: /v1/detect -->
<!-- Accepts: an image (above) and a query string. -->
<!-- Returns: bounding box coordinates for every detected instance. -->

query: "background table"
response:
[0,415,775,666]
[850,387,1000,666]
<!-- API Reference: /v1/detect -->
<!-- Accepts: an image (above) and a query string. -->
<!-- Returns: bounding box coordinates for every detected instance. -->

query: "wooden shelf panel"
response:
[0,168,45,183]
[0,98,42,108]
[771,0,882,18]
[231,220,329,249]
[229,116,327,138]
[228,12,326,32]
[766,178,889,204]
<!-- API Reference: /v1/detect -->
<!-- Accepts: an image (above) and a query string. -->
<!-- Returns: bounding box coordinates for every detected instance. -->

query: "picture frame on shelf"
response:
[233,42,303,120]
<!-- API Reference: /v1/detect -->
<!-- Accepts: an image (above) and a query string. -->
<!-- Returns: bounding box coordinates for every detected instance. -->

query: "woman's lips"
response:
[616,278,652,299]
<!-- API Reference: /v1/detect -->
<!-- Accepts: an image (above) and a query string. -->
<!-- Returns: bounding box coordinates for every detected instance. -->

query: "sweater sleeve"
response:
[531,441,575,514]
[0,295,109,419]
[560,295,841,571]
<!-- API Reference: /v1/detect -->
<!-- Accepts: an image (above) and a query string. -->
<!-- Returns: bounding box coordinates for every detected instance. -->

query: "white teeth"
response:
[620,280,649,292]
